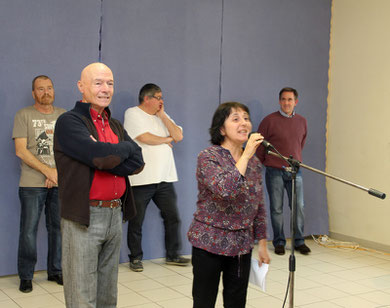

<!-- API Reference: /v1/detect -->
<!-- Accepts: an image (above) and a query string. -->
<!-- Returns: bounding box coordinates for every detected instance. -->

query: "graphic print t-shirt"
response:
[12,105,66,187]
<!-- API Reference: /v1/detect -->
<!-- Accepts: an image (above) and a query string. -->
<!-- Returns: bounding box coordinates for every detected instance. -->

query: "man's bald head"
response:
[77,62,114,114]
[80,63,112,83]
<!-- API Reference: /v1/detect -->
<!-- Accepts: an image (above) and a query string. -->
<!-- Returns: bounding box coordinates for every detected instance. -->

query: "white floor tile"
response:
[305,273,347,286]
[304,285,349,300]
[295,266,323,278]
[1,239,389,307]
[121,278,165,292]
[246,295,284,307]
[122,304,161,308]
[117,270,148,283]
[117,290,151,307]
[0,289,11,301]
[356,276,390,290]
[141,266,178,279]
[51,291,65,303]
[349,255,390,266]
[291,289,324,306]
[330,280,375,295]
[171,283,192,297]
[153,274,192,287]
[0,277,19,289]
[294,276,322,290]
[262,280,288,296]
[355,266,390,278]
[331,258,367,269]
[138,287,184,302]
[13,293,63,308]
[300,301,344,307]
[2,283,48,300]
[246,286,269,300]
[158,296,193,308]
[265,268,289,282]
[34,279,63,293]
[306,261,347,273]
[358,290,390,306]
[117,283,135,295]
[330,268,370,281]
[330,295,380,307]
[0,300,23,308]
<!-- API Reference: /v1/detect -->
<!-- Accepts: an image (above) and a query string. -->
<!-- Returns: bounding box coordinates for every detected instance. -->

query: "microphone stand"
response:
[263,144,386,308]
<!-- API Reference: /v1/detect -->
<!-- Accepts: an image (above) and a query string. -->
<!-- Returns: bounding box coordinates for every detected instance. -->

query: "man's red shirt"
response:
[89,108,126,200]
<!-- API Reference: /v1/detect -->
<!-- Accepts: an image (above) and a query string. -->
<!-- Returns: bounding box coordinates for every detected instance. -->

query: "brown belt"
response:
[89,199,121,208]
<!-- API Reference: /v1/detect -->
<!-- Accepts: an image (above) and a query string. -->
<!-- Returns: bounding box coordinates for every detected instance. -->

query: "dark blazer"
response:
[54,101,144,226]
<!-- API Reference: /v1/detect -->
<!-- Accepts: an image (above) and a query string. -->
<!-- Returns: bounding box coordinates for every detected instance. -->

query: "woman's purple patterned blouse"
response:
[187,145,267,256]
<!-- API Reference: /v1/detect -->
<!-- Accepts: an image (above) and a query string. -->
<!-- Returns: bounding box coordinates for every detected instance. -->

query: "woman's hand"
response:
[236,132,264,176]
[242,132,264,160]
[257,239,271,266]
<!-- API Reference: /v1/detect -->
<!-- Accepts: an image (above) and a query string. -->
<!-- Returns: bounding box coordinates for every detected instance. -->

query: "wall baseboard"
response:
[328,232,390,253]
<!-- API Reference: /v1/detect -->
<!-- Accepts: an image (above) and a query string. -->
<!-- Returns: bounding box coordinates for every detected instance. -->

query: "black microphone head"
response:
[248,132,273,148]
[248,131,256,138]
[262,140,271,148]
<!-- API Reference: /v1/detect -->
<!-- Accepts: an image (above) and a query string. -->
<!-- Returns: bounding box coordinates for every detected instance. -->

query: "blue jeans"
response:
[127,182,180,261]
[265,167,305,247]
[18,187,62,280]
[61,206,122,308]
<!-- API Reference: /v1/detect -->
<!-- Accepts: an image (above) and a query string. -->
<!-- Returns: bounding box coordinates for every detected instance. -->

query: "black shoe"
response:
[129,259,144,272]
[48,274,63,285]
[274,245,285,255]
[295,244,311,255]
[19,279,32,293]
[166,256,190,266]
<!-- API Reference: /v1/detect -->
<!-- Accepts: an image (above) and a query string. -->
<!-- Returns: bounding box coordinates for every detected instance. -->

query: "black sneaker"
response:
[19,279,32,293]
[129,259,143,272]
[48,274,63,285]
[295,244,311,255]
[166,256,190,266]
[274,245,285,255]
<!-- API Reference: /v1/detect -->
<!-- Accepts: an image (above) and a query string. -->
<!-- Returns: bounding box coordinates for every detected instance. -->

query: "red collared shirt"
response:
[89,108,126,201]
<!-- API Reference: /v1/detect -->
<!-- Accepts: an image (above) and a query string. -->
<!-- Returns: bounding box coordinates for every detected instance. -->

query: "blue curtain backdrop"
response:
[0,0,331,276]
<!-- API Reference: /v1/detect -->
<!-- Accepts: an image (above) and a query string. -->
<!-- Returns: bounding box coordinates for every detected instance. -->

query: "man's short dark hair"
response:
[279,87,298,100]
[209,102,250,145]
[32,75,52,91]
[138,83,162,104]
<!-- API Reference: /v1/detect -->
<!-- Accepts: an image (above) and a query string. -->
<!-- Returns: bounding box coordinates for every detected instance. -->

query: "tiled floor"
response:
[1,239,390,307]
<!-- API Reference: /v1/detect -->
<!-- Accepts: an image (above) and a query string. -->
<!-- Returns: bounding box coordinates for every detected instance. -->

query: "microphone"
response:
[262,139,273,149]
[248,132,274,149]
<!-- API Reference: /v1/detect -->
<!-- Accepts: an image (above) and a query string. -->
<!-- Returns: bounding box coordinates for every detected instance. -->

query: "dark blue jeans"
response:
[127,182,180,261]
[18,187,62,280]
[265,167,305,248]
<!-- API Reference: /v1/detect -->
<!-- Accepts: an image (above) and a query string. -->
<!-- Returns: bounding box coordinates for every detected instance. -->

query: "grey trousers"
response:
[61,206,122,308]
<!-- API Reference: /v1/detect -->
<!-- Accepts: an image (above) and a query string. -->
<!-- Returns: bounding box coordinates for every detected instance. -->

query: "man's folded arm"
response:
[55,113,141,170]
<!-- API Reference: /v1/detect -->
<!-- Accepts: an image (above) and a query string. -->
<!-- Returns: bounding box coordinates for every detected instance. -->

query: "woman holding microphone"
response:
[188,102,270,308]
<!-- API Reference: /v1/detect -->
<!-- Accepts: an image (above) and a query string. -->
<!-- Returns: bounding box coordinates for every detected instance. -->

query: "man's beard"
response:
[38,94,54,105]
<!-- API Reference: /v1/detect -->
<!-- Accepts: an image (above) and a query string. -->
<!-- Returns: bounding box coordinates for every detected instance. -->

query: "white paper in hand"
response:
[249,258,269,292]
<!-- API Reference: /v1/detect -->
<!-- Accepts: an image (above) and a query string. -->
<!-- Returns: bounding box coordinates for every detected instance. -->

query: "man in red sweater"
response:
[256,87,311,255]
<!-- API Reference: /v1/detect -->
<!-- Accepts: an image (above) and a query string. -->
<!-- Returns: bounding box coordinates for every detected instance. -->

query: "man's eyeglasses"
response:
[151,95,163,101]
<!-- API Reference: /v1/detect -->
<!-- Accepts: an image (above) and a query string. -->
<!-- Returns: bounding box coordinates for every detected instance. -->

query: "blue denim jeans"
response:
[18,187,62,280]
[61,206,122,308]
[127,182,180,261]
[265,167,305,247]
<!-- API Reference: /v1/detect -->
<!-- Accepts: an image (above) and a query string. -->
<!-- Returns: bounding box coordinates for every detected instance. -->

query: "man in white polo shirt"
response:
[124,83,189,272]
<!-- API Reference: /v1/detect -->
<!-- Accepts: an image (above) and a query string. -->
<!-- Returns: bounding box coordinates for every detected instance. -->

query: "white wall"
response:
[327,0,390,250]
